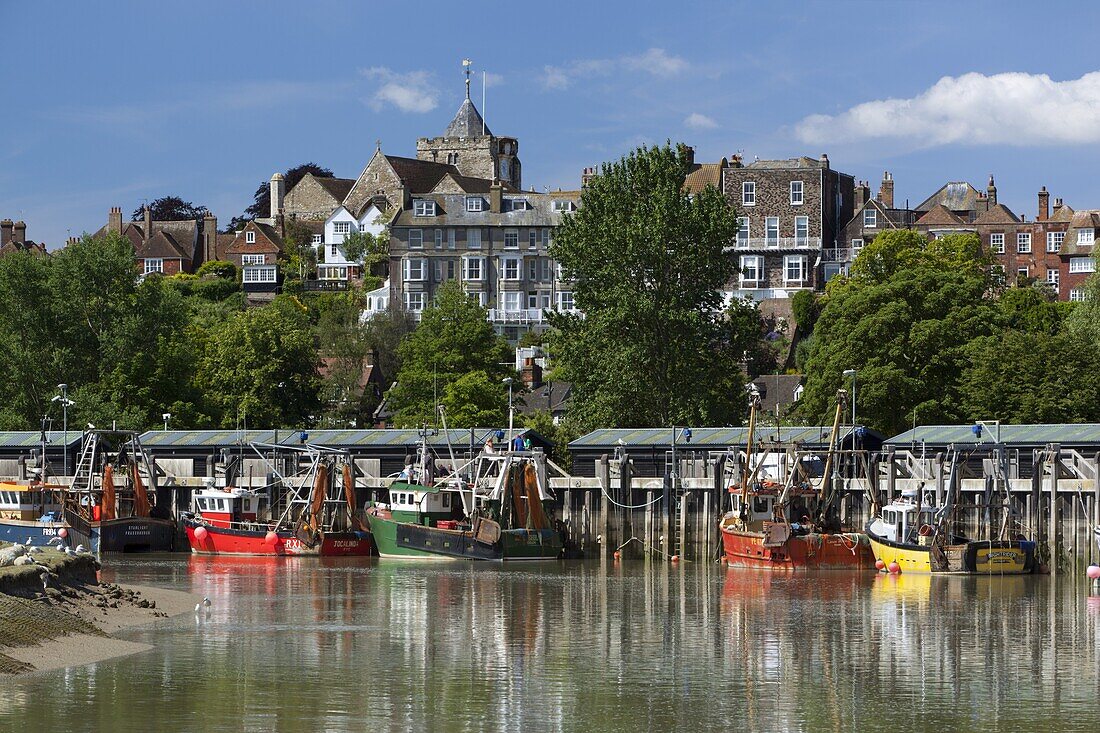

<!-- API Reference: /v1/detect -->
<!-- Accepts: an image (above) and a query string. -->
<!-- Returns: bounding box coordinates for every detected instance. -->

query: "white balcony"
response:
[731,237,822,251]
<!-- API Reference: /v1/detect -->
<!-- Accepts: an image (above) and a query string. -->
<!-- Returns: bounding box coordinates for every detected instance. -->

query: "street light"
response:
[162,413,172,431]
[52,384,75,480]
[502,377,514,449]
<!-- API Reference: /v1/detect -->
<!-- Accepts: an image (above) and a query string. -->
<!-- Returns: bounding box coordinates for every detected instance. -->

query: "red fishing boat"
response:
[720,388,874,570]
[184,444,371,557]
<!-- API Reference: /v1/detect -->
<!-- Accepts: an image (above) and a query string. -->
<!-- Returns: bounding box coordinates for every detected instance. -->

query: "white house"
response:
[362,280,390,320]
[320,202,387,281]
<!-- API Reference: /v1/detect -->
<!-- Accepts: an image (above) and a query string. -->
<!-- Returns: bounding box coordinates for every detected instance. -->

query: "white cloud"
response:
[483,72,504,88]
[540,48,689,91]
[684,112,718,130]
[796,71,1100,148]
[360,67,438,113]
[623,48,689,78]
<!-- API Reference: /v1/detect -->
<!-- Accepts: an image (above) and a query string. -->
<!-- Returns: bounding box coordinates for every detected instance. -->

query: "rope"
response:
[599,480,664,510]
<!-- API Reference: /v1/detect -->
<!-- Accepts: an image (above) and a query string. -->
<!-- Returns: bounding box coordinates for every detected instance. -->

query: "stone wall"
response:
[283,176,341,221]
[345,154,406,216]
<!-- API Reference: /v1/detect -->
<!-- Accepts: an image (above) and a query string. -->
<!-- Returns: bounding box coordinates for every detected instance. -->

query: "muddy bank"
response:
[0,545,198,675]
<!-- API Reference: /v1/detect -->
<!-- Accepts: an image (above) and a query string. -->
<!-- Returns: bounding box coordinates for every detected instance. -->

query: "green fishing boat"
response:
[366,437,563,561]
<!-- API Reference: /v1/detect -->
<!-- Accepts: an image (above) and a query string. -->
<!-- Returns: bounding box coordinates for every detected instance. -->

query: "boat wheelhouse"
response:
[0,481,68,546]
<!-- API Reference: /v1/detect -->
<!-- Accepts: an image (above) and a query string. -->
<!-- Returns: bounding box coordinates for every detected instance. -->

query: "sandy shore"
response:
[0,547,199,675]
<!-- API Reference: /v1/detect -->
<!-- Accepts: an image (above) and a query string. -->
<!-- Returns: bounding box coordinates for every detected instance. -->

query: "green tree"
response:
[960,330,1100,423]
[548,142,745,429]
[440,371,508,428]
[799,230,998,434]
[340,229,389,290]
[363,308,416,387]
[131,196,207,222]
[197,296,322,427]
[388,281,512,427]
[196,260,238,280]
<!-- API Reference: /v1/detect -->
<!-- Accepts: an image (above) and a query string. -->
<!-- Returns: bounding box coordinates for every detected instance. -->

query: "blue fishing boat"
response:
[0,481,70,547]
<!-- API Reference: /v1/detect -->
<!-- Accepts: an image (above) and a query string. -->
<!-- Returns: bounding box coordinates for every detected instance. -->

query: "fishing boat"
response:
[865,431,1037,574]
[366,424,563,561]
[865,489,1036,574]
[0,481,69,546]
[183,442,372,557]
[720,388,874,570]
[61,430,176,553]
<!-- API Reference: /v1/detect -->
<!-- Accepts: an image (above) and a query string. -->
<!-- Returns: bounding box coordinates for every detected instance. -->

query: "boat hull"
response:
[63,515,177,554]
[866,531,1036,574]
[184,518,372,557]
[721,527,875,570]
[367,513,562,561]
[0,518,70,547]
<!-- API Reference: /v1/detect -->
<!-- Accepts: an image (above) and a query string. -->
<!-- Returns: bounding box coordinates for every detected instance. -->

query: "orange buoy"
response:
[613,551,621,560]
[670,555,679,563]
[888,561,901,574]
[875,559,886,571]
[194,526,209,542]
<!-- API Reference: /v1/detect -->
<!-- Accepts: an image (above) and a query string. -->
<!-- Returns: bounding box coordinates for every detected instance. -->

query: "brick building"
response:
[835,172,917,281]
[0,219,47,258]
[94,206,216,276]
[721,154,854,303]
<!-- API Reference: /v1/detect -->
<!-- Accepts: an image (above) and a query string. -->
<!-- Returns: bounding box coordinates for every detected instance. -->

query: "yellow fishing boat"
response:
[866,492,1035,574]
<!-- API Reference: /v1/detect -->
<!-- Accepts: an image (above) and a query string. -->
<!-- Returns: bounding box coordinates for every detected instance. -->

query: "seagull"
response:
[47,537,64,547]
[29,546,44,554]
[202,597,211,608]
[194,597,212,615]
[40,570,49,592]
[74,544,87,554]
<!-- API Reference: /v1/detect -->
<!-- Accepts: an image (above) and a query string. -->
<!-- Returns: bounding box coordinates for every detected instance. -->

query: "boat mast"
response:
[740,386,760,508]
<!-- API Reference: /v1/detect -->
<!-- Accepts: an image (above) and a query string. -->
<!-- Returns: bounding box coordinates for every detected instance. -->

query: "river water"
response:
[3,556,1100,733]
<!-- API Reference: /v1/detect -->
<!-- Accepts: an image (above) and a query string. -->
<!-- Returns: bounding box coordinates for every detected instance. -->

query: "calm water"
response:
[3,556,1100,733]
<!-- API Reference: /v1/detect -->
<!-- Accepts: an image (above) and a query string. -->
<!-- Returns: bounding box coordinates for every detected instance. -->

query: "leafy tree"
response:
[1067,267,1100,343]
[440,371,508,428]
[388,281,512,427]
[548,142,745,430]
[727,296,782,378]
[363,308,416,387]
[226,163,335,231]
[798,230,998,434]
[280,219,319,284]
[132,196,207,222]
[790,289,821,333]
[959,330,1100,424]
[196,296,322,427]
[312,292,378,427]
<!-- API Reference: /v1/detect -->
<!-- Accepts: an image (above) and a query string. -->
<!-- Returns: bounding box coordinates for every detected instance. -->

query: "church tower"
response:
[415,61,521,189]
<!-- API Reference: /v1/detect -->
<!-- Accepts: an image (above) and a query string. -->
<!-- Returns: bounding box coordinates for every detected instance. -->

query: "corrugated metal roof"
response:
[570,426,875,449]
[138,428,534,449]
[886,424,1100,447]
[0,431,85,449]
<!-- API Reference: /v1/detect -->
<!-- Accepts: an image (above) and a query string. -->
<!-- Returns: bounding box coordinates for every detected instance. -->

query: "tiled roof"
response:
[443,98,491,138]
[519,381,572,415]
[391,191,576,228]
[886,423,1100,447]
[137,428,541,449]
[916,204,967,227]
[684,161,727,194]
[570,426,883,449]
[1049,204,1075,223]
[214,233,235,261]
[386,155,461,193]
[137,230,190,260]
[314,176,355,201]
[915,181,983,213]
[0,431,84,449]
[744,156,828,170]
[973,203,1020,225]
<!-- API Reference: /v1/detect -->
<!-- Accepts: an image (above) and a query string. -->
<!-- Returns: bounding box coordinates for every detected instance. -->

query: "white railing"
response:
[822,248,861,262]
[732,237,821,250]
[487,307,581,324]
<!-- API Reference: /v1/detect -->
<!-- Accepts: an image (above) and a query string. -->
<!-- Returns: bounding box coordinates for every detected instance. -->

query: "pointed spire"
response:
[462,58,472,101]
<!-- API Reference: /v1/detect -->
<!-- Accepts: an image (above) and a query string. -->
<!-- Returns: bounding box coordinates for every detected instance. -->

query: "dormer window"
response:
[413,200,436,217]
[1079,229,1095,246]
[466,196,484,212]
[246,230,256,244]
[552,200,574,213]
[508,198,529,211]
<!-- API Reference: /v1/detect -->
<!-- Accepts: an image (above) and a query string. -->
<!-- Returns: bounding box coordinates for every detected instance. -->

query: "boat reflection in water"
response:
[5,559,1100,732]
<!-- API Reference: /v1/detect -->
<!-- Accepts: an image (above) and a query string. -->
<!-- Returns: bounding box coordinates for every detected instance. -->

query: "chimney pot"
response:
[878,171,895,208]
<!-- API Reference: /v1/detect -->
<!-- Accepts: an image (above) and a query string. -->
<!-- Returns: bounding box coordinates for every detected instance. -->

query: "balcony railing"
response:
[822,248,861,262]
[487,307,580,324]
[731,236,822,251]
[303,279,349,292]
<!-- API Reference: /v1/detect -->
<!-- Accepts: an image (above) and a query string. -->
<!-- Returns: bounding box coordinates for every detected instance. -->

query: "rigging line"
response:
[597,478,664,509]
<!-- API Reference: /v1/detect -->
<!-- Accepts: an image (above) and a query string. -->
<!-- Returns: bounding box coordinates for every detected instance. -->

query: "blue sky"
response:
[5,1,1100,246]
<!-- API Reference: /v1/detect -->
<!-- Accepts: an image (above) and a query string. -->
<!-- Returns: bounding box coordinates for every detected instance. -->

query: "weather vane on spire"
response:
[462,58,472,100]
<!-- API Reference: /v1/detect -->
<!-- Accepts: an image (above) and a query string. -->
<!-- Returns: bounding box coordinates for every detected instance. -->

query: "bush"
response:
[197,260,237,280]
[193,276,240,301]
[790,290,819,332]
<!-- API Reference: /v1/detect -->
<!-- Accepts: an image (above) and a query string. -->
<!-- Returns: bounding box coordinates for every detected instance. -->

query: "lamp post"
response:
[502,377,514,449]
[52,384,74,480]
[162,412,172,431]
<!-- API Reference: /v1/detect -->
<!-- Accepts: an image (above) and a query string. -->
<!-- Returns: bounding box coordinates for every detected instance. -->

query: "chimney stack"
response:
[0,219,12,246]
[203,211,218,265]
[677,143,695,166]
[108,206,123,235]
[581,166,598,188]
[878,171,894,208]
[270,172,285,218]
[143,205,152,244]
[855,181,869,210]
[12,221,26,243]
[819,153,830,169]
[729,154,743,169]
[1038,186,1050,221]
[520,357,543,389]
[987,174,997,207]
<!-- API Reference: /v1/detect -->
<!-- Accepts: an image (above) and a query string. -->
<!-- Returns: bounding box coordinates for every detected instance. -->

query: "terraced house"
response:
[721,153,855,308]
